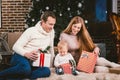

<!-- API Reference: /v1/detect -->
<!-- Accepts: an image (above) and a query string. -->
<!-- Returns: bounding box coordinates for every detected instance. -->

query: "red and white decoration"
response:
[32,52,51,67]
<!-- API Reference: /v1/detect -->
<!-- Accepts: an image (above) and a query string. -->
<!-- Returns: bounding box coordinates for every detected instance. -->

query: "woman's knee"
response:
[95,66,109,73]
[96,57,106,66]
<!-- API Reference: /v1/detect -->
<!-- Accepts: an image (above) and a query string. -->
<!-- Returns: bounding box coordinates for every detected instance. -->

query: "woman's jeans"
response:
[0,53,51,79]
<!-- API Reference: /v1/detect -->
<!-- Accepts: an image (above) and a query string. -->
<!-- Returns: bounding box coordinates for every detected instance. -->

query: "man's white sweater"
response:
[12,21,55,59]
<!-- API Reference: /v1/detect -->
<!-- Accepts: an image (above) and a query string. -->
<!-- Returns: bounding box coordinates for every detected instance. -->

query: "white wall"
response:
[112,0,118,13]
[0,0,2,27]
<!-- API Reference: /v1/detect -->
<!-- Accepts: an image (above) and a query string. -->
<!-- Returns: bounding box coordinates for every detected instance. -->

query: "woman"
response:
[59,16,120,73]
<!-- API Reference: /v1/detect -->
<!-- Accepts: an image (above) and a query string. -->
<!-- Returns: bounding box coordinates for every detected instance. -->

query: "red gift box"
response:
[32,52,51,67]
[61,63,72,74]
[77,51,97,73]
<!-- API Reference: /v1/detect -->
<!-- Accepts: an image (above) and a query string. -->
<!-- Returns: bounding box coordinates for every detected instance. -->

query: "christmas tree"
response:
[25,0,95,45]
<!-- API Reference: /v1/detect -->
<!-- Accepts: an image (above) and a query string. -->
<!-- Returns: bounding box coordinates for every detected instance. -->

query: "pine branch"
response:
[39,46,51,53]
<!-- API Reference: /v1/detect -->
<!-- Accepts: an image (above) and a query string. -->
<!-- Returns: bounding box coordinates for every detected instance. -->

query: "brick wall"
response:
[0,0,32,32]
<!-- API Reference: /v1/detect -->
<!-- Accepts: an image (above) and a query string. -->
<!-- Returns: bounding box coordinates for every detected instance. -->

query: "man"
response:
[0,11,56,79]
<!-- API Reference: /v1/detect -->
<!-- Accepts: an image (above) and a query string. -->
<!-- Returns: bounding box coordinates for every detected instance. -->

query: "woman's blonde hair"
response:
[63,16,96,53]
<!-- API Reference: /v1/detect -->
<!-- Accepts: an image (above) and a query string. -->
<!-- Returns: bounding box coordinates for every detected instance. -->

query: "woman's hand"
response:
[24,50,38,61]
[93,47,100,55]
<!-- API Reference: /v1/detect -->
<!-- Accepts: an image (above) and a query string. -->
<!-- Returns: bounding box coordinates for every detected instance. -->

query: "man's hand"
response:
[24,50,38,61]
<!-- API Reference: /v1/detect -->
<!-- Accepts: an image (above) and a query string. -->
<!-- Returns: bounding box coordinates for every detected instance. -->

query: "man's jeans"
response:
[0,53,51,79]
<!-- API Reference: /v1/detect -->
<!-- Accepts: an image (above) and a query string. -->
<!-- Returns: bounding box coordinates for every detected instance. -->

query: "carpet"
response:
[37,68,120,80]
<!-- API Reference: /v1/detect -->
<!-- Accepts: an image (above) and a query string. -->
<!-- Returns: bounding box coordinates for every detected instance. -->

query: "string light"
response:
[77,10,81,15]
[26,0,87,28]
[53,8,56,12]
[69,13,72,17]
[24,24,29,28]
[67,7,71,11]
[28,7,32,11]
[85,20,88,24]
[32,18,35,22]
[45,6,49,10]
[27,14,30,18]
[105,11,107,13]
[36,0,39,2]
[59,12,62,16]
[78,2,82,8]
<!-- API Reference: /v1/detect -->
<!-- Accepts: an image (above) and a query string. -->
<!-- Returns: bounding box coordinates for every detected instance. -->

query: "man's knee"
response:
[18,63,31,76]
[43,67,51,77]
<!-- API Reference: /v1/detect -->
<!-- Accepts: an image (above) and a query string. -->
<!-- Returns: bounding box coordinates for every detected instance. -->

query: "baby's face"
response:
[58,47,68,56]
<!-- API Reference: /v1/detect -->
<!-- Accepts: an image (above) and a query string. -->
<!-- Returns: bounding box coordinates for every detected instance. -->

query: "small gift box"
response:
[32,46,51,67]
[77,51,97,73]
[32,52,51,67]
[61,63,72,74]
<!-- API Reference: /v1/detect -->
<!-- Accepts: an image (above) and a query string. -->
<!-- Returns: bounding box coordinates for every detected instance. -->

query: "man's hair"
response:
[41,11,56,22]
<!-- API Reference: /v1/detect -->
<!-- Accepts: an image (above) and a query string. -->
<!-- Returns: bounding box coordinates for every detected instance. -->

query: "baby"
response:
[54,40,78,75]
